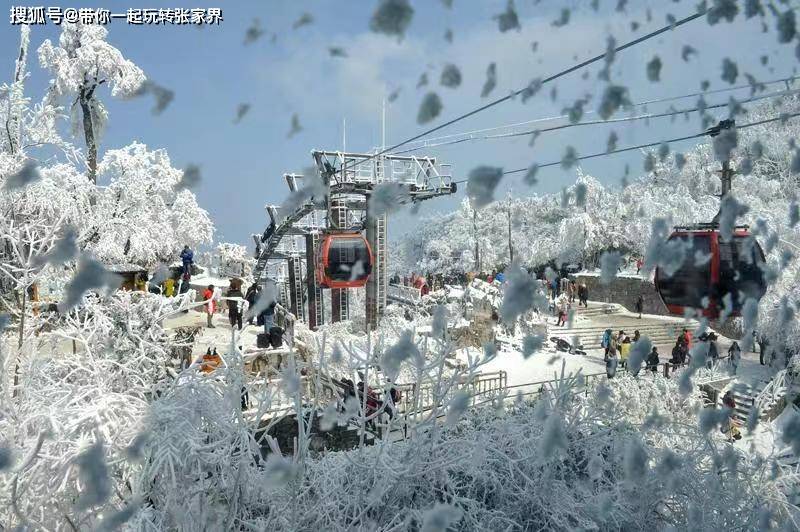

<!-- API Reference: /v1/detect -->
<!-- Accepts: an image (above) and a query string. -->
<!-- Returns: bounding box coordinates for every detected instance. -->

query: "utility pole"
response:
[707,118,736,225]
[506,193,514,265]
[472,207,481,272]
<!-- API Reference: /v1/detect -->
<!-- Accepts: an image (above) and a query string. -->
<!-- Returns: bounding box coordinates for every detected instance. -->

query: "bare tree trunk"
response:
[6,25,30,154]
[79,90,98,184]
[12,287,26,398]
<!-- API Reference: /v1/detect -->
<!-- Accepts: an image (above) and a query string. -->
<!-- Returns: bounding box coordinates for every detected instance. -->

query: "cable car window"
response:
[327,238,372,281]
[658,234,712,308]
[730,235,767,305]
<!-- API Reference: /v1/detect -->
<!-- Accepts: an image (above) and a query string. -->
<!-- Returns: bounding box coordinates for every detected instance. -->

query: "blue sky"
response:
[2,1,798,247]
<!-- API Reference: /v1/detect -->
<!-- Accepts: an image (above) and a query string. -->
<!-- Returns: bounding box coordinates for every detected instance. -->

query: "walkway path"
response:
[481,300,773,388]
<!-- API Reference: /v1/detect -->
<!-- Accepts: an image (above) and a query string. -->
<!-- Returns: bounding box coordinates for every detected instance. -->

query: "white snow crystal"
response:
[501,267,545,322]
[440,63,462,89]
[494,0,520,32]
[466,166,503,209]
[598,85,631,120]
[646,56,662,82]
[263,454,300,488]
[599,251,622,285]
[522,334,544,358]
[76,441,111,510]
[446,391,471,426]
[539,413,567,458]
[369,182,410,217]
[432,305,448,337]
[0,446,12,471]
[370,0,414,39]
[60,257,122,311]
[524,163,539,186]
[721,58,738,84]
[381,330,421,380]
[628,337,652,375]
[777,9,796,43]
[417,92,443,124]
[2,160,41,191]
[422,503,462,532]
[176,163,201,191]
[481,62,497,98]
[623,438,648,482]
[718,195,749,241]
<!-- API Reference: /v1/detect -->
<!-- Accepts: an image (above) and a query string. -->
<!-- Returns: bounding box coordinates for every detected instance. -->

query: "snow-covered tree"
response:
[38,23,145,183]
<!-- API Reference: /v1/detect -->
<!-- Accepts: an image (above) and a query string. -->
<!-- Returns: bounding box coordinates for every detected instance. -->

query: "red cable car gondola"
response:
[655,224,766,318]
[316,232,374,289]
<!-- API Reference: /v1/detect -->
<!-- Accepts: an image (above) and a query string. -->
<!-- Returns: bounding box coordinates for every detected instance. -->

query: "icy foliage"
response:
[86,143,213,266]
[38,24,145,98]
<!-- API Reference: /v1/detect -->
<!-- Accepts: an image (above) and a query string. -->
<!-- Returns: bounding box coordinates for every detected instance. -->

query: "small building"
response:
[105,263,149,291]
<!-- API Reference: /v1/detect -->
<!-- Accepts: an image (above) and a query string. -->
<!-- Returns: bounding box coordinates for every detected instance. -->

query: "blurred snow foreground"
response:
[2,17,800,532]
[2,279,800,530]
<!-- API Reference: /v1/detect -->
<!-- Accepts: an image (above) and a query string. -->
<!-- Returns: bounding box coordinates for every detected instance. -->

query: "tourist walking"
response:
[203,284,216,328]
[728,341,741,375]
[646,347,660,374]
[578,283,588,307]
[601,329,613,357]
[635,294,644,319]
[619,336,631,369]
[226,280,245,331]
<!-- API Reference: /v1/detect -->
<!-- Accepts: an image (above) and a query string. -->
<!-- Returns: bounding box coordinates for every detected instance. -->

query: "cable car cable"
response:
[394,74,800,153]
[331,5,710,178]
[450,110,800,184]
[389,86,800,156]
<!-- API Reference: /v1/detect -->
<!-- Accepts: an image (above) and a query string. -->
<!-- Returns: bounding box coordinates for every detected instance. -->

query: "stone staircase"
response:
[547,301,697,351]
[727,380,788,424]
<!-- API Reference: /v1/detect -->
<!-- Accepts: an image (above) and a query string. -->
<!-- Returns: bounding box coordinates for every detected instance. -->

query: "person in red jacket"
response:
[203,284,216,328]
[682,328,693,350]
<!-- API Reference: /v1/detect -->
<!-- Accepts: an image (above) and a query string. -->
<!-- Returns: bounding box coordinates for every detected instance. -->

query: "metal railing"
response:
[387,283,422,304]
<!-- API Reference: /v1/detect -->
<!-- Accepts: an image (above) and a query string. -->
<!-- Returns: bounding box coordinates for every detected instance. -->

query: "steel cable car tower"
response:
[251,150,456,331]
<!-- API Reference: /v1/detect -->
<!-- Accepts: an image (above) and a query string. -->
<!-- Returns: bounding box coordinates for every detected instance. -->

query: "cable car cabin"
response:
[316,232,374,289]
[654,226,767,318]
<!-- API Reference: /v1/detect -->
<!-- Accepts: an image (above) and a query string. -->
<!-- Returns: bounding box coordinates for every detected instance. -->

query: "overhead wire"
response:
[331,4,711,177]
[394,74,800,152]
[389,86,800,155]
[450,111,800,185]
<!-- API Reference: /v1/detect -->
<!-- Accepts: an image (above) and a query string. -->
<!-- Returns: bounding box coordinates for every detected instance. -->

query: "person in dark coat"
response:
[226,281,245,331]
[635,294,644,319]
[180,245,194,275]
[245,284,258,324]
[646,347,659,373]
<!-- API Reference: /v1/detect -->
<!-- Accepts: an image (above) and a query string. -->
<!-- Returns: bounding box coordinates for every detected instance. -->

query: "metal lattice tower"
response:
[251,151,456,331]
